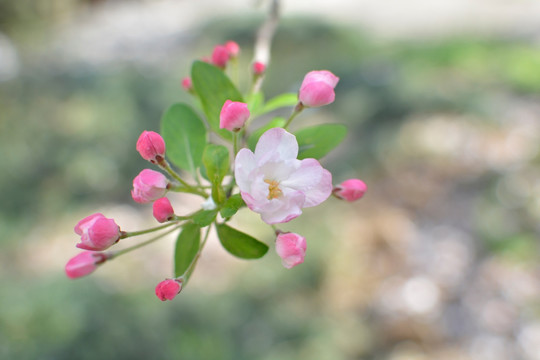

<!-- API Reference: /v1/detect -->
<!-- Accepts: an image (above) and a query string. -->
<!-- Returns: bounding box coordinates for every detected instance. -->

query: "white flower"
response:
[234,128,332,224]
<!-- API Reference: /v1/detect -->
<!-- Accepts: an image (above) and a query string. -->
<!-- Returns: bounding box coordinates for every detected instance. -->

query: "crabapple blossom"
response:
[333,179,367,202]
[275,232,306,269]
[298,70,339,107]
[235,128,332,224]
[136,130,166,163]
[74,213,121,251]
[131,169,169,204]
[153,197,174,223]
[155,279,182,301]
[253,61,266,76]
[65,251,108,279]
[225,40,240,57]
[219,100,250,132]
[211,44,230,68]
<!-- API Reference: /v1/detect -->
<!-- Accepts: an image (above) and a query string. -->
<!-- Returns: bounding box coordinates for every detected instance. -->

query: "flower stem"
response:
[283,102,304,130]
[109,226,181,259]
[121,222,179,238]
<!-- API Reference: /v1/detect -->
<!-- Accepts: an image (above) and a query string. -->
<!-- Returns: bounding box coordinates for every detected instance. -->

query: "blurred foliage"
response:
[1,3,540,360]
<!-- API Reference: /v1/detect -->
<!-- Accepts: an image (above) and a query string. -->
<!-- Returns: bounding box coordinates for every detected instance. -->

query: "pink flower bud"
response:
[253,61,266,76]
[219,100,250,132]
[225,40,240,57]
[155,279,182,301]
[333,179,367,202]
[153,197,175,223]
[181,77,193,91]
[298,70,339,107]
[211,45,230,68]
[275,232,307,269]
[136,131,166,163]
[131,169,169,204]
[65,251,108,279]
[74,213,121,251]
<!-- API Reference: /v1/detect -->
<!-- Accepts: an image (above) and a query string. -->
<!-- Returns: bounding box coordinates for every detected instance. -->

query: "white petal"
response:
[281,158,333,207]
[254,128,298,164]
[260,189,305,224]
[234,148,256,191]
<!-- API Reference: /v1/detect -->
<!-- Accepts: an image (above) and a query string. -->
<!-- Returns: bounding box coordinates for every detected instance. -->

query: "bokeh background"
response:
[1,0,540,359]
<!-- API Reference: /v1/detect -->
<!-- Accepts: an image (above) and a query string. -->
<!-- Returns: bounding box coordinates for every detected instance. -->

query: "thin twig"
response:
[252,0,280,93]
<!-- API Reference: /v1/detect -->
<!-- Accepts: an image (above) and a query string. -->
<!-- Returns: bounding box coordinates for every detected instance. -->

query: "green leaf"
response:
[254,92,298,117]
[248,117,286,150]
[191,61,243,139]
[246,91,264,114]
[216,224,268,259]
[174,223,200,277]
[220,193,246,218]
[193,210,218,227]
[161,103,207,174]
[295,124,347,159]
[202,144,230,184]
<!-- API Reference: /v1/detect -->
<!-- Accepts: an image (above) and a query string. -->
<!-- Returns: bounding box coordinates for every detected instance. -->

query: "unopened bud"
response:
[219,100,250,132]
[333,179,367,202]
[65,251,108,279]
[253,61,266,76]
[153,197,175,223]
[155,279,182,301]
[131,169,169,204]
[275,232,307,269]
[136,130,166,164]
[298,70,339,107]
[74,213,121,251]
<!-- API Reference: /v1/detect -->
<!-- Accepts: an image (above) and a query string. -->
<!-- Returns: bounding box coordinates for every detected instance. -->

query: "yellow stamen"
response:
[264,179,282,200]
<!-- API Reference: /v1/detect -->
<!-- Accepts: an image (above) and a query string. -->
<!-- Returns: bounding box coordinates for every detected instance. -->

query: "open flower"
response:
[235,128,332,224]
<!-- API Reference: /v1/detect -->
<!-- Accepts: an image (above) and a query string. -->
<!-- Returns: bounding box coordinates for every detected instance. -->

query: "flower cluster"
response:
[65,37,367,302]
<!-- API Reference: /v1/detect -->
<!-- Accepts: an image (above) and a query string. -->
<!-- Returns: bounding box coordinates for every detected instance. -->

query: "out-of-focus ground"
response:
[1,0,540,359]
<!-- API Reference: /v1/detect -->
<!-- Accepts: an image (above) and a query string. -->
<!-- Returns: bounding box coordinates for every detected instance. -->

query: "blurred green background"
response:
[1,0,540,359]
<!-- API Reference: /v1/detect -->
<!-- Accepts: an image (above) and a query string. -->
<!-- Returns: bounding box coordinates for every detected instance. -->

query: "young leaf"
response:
[191,61,243,139]
[174,223,201,277]
[254,93,298,117]
[248,117,286,150]
[220,193,246,219]
[295,124,347,159]
[216,224,268,259]
[246,91,264,114]
[161,103,207,175]
[193,210,218,227]
[202,144,230,184]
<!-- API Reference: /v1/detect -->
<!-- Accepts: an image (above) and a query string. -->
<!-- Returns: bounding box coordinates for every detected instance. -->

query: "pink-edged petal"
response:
[254,128,298,164]
[234,148,257,191]
[74,213,104,235]
[301,70,339,88]
[281,158,333,207]
[298,82,335,107]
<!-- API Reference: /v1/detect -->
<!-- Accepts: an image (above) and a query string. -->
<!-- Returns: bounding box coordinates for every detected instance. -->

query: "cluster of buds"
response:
[65,38,367,302]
